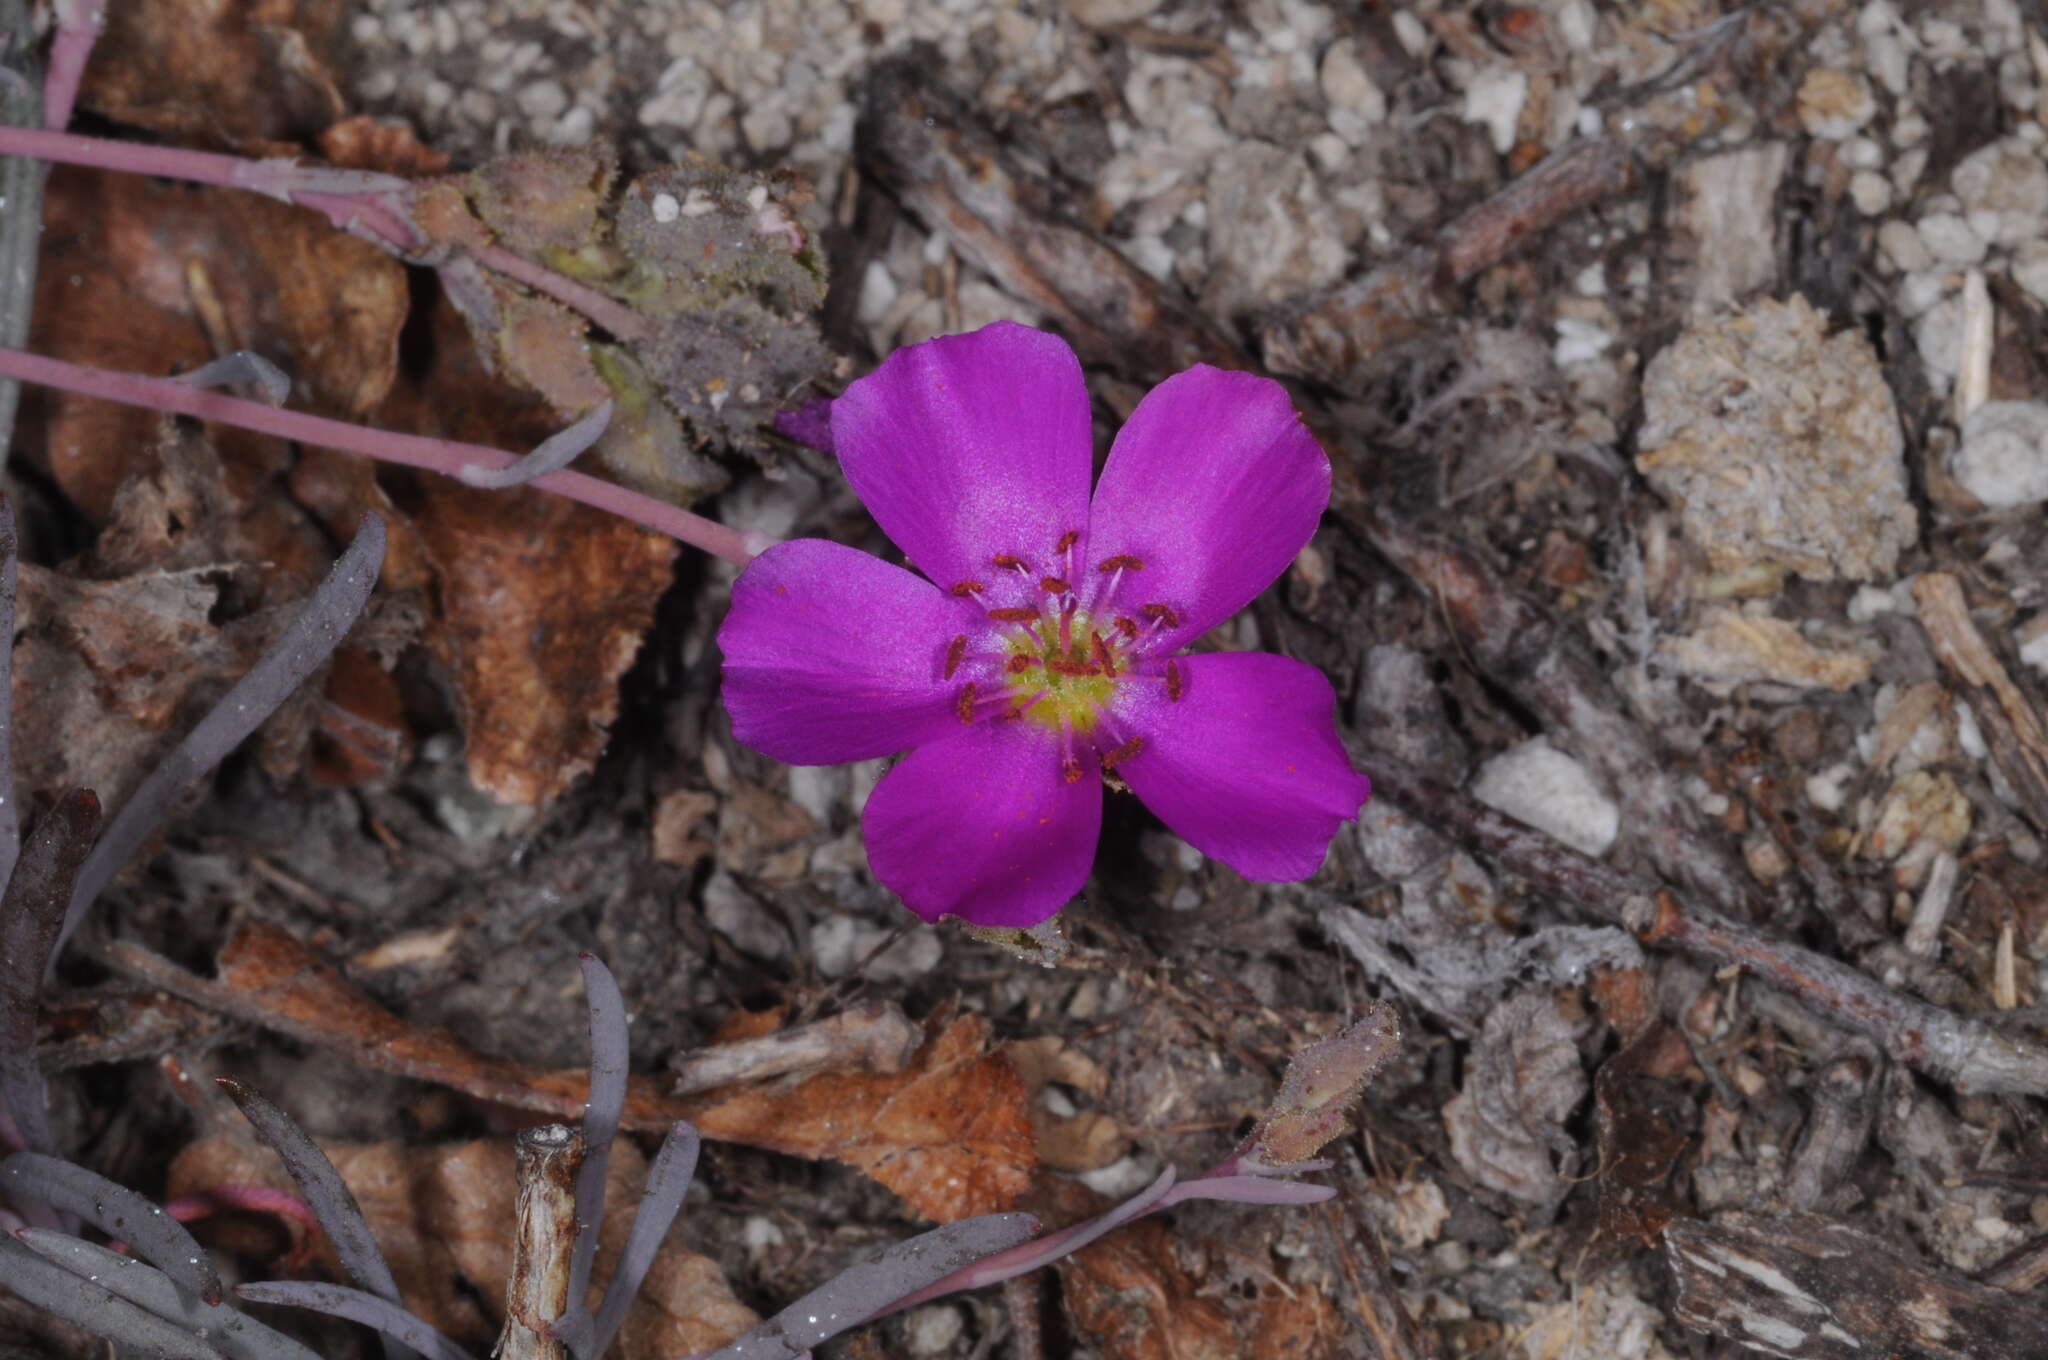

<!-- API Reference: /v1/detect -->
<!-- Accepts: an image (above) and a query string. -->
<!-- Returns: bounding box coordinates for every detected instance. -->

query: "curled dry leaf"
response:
[1442,991,1588,1205]
[77,0,349,152]
[376,296,676,808]
[406,479,675,806]
[690,1012,1037,1221]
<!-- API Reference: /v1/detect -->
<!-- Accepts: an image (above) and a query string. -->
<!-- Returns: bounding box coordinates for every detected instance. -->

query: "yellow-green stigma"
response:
[1005,612,1116,734]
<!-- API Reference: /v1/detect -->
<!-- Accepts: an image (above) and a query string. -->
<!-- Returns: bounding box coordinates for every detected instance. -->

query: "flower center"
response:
[946,534,1188,767]
[1005,610,1118,735]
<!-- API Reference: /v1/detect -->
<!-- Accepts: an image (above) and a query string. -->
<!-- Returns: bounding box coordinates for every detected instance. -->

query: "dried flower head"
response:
[719,322,1370,926]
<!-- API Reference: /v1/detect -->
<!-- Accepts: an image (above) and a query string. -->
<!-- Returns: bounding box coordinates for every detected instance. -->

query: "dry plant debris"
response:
[14,2,2048,1358]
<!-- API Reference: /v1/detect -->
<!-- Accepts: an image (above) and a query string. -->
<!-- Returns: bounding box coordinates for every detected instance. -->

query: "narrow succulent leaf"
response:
[17,1228,322,1360]
[695,1213,1040,1360]
[564,952,628,1322]
[555,1121,700,1360]
[0,789,99,1159]
[56,513,386,961]
[237,1281,478,1360]
[0,496,18,891]
[883,1169,1176,1318]
[215,1080,410,1328]
[0,1151,222,1303]
[171,351,292,406]
[0,1234,229,1360]
[1157,1175,1335,1208]
[456,401,612,488]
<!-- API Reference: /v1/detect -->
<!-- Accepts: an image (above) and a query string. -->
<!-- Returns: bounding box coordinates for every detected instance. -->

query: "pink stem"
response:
[0,345,767,565]
[42,0,103,131]
[471,243,649,342]
[0,126,654,340]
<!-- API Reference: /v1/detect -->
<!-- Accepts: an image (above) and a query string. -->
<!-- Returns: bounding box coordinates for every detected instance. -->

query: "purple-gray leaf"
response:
[455,401,611,489]
[217,1077,414,1360]
[0,1234,228,1360]
[236,1281,478,1360]
[0,1151,222,1303]
[55,512,386,961]
[554,1121,699,1360]
[692,1213,1040,1360]
[0,788,98,1161]
[16,1228,321,1360]
[565,952,628,1321]
[0,496,17,892]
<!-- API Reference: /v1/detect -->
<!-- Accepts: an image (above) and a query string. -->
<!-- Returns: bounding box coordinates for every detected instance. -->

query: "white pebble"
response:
[1472,739,1619,858]
[1952,400,2048,506]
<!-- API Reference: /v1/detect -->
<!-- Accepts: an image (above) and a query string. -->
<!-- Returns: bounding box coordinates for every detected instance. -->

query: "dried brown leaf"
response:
[407,480,675,806]
[117,924,1030,1219]
[691,1013,1037,1220]
[78,0,349,153]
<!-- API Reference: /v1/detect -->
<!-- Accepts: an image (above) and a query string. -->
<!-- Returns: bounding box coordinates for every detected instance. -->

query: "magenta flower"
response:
[717,323,1369,927]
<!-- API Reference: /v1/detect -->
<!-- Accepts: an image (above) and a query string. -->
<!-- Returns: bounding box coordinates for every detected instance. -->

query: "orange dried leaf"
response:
[690,1013,1037,1220]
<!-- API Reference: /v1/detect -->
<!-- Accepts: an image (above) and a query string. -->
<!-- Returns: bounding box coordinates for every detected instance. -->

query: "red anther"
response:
[1039,575,1072,595]
[988,606,1040,622]
[1006,654,1036,674]
[1166,659,1185,702]
[1096,554,1145,572]
[956,683,979,724]
[1046,657,1102,677]
[1113,616,1139,638]
[1101,736,1144,769]
[1056,530,1080,553]
[944,634,967,680]
[1090,633,1118,677]
[991,553,1027,570]
[1001,706,1027,721]
[950,580,986,597]
[1140,602,1182,628]
[1061,755,1084,783]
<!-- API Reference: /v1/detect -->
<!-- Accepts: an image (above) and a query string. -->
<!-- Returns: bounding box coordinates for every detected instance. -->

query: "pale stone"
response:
[1472,739,1619,859]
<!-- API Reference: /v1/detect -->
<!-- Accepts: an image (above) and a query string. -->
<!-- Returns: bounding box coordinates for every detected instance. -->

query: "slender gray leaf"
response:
[0,2,43,477]
[554,1121,700,1360]
[170,351,292,406]
[0,495,18,893]
[0,788,97,1160]
[56,512,386,960]
[566,952,628,1319]
[17,1228,321,1360]
[455,401,611,488]
[0,1235,228,1360]
[216,1079,410,1349]
[0,1152,221,1303]
[237,1281,478,1360]
[695,1213,1040,1360]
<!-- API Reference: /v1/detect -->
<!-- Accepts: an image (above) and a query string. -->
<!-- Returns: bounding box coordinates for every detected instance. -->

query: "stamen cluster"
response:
[941,533,1186,781]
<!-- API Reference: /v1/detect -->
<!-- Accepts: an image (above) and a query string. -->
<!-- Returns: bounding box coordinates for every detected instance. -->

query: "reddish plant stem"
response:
[470,244,650,342]
[41,0,102,132]
[0,345,764,565]
[0,126,652,342]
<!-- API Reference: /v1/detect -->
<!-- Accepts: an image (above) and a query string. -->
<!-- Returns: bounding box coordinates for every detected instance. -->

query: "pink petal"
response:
[862,725,1100,926]
[718,539,976,765]
[1086,367,1328,649]
[830,323,1094,595]
[1117,652,1368,881]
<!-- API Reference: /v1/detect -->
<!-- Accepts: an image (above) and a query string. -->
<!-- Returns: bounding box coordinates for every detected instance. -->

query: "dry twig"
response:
[1365,753,2048,1096]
